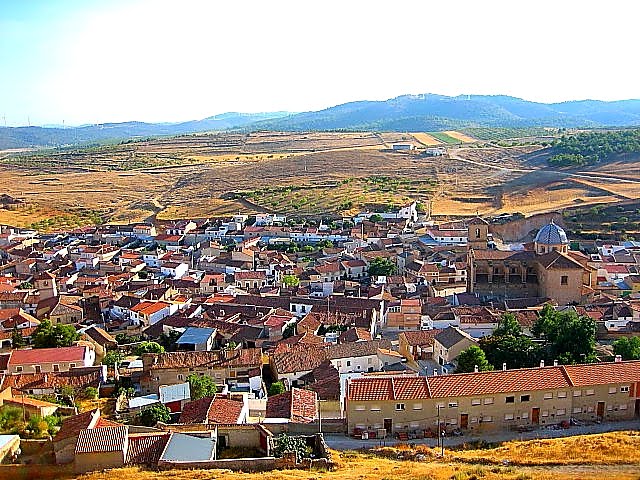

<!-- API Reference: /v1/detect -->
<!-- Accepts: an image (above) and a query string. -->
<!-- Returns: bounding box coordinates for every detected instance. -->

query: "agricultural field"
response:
[2,431,639,480]
[442,130,477,143]
[0,130,639,230]
[427,131,463,145]
[411,132,442,146]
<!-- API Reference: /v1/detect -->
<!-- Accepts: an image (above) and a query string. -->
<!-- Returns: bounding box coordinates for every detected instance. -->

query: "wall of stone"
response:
[490,212,564,243]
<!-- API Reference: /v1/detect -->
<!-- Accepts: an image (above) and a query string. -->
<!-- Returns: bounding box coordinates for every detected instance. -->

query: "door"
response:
[383,418,392,436]
[531,407,540,425]
[597,401,605,419]
[635,399,640,417]
[460,414,468,429]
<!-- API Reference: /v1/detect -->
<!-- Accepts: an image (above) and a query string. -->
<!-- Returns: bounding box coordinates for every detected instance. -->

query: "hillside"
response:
[254,94,640,132]
[0,112,291,149]
[4,95,640,150]
[2,431,639,480]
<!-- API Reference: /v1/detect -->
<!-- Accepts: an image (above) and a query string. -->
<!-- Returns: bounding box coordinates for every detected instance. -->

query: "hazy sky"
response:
[1,0,639,126]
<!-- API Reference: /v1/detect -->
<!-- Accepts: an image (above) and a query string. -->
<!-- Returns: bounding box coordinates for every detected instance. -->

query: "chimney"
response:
[474,365,479,373]
[615,355,622,363]
[502,363,507,371]
[44,373,48,383]
[553,359,558,367]
[433,370,438,376]
[540,360,545,368]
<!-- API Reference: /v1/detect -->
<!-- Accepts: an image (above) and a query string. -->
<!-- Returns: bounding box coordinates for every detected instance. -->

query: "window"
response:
[337,361,342,368]
[558,391,567,398]
[484,397,494,405]
[16,366,23,373]
[504,413,514,421]
[586,389,595,396]
[396,403,406,411]
[609,387,616,394]
[543,392,553,400]
[556,408,566,415]
[53,364,60,372]
[355,405,366,411]
[471,398,481,406]
[346,361,351,367]
[34,365,41,373]
[371,406,381,411]
[607,404,613,411]
[561,275,568,285]
[620,386,630,393]
[542,410,549,417]
[448,402,458,408]
[522,412,529,419]
[367,358,372,365]
[412,403,422,410]
[573,390,582,397]
[520,395,530,402]
[70,363,76,368]
[620,404,628,410]
[482,416,493,422]
[470,417,478,424]
[177,374,184,381]
[573,407,582,414]
[505,396,515,403]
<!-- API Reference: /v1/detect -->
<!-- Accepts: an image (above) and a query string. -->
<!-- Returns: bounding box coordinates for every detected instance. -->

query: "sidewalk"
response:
[324,418,640,450]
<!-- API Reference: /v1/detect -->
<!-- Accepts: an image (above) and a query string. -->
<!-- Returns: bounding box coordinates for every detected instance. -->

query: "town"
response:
[0,201,638,472]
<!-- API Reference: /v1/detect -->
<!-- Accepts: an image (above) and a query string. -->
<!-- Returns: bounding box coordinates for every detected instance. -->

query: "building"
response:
[386,299,422,330]
[345,359,640,436]
[467,220,596,305]
[7,346,95,374]
[432,326,478,373]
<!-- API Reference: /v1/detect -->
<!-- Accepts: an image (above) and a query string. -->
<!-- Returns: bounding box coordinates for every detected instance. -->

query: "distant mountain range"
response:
[3,94,640,149]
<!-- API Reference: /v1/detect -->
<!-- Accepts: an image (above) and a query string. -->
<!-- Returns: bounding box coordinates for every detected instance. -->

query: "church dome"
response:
[534,220,568,245]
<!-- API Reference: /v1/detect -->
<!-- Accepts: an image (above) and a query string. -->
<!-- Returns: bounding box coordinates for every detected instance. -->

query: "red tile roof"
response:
[563,361,640,386]
[75,425,128,454]
[178,396,244,424]
[126,433,170,465]
[9,346,87,365]
[266,387,317,423]
[54,409,101,441]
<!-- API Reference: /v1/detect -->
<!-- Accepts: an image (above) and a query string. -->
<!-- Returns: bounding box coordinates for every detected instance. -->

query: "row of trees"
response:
[456,305,597,373]
[549,129,640,167]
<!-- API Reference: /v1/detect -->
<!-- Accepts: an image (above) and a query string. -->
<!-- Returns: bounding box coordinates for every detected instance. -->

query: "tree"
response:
[369,214,383,223]
[11,327,25,348]
[273,434,312,460]
[532,304,597,364]
[282,275,300,287]
[455,346,493,373]
[115,333,141,345]
[368,257,397,276]
[282,322,297,339]
[134,341,165,356]
[32,320,80,349]
[188,373,217,401]
[158,330,182,352]
[479,313,541,370]
[102,350,124,367]
[613,336,640,360]
[138,403,170,427]
[493,313,522,337]
[58,385,79,408]
[269,381,285,396]
[83,387,99,400]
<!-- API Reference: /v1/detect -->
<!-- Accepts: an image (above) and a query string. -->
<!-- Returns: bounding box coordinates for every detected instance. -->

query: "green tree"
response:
[613,336,640,360]
[532,304,597,364]
[269,381,285,396]
[368,257,397,276]
[455,346,493,373]
[480,333,541,370]
[83,387,99,400]
[158,330,182,352]
[138,403,170,427]
[188,373,217,401]
[11,327,25,348]
[58,385,79,407]
[273,434,313,460]
[134,341,165,356]
[282,321,297,339]
[282,275,300,287]
[102,350,124,367]
[369,214,383,223]
[493,313,522,337]
[32,320,80,348]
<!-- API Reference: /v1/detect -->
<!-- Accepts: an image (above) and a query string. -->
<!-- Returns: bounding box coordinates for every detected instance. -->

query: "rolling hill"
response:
[4,94,640,149]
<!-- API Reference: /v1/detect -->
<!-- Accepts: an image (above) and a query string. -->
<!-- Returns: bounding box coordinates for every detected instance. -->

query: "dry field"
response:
[411,132,442,146]
[1,132,639,229]
[1,431,639,480]
[443,130,477,143]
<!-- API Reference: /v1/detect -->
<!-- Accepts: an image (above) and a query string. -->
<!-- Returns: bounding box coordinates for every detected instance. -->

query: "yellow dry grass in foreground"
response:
[2,432,639,480]
[443,131,477,143]
[411,132,442,146]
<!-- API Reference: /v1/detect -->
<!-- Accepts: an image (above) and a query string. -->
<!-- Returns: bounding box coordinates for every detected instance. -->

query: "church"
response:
[466,217,596,305]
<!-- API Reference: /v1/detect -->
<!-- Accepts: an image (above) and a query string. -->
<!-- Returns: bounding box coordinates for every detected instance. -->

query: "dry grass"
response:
[2,433,639,480]
[411,133,442,146]
[443,131,477,143]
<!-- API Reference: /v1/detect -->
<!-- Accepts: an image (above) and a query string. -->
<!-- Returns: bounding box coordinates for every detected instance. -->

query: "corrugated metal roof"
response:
[175,327,216,345]
[159,382,191,404]
[159,432,215,462]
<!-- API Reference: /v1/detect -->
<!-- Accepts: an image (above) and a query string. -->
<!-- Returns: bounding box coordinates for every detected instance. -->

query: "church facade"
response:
[467,218,596,305]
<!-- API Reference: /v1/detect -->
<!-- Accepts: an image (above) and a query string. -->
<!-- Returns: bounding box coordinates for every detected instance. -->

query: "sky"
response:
[1,0,639,126]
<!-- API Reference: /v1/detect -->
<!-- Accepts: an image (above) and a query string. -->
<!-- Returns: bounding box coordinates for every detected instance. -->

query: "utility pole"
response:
[436,404,441,450]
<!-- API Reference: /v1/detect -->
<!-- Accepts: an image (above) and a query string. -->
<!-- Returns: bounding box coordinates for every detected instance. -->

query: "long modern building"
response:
[346,359,640,436]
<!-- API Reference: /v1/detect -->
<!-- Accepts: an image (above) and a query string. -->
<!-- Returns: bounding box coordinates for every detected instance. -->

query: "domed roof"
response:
[534,220,568,245]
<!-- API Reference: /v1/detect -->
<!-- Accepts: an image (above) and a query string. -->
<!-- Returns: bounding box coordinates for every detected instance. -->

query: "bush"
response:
[269,381,285,396]
[273,434,313,460]
[138,404,171,427]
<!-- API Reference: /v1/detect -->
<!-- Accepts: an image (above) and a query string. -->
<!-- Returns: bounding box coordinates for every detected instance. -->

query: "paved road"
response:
[324,418,640,450]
